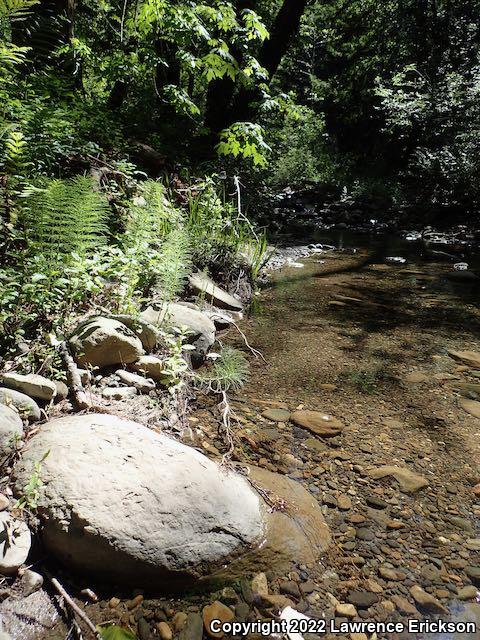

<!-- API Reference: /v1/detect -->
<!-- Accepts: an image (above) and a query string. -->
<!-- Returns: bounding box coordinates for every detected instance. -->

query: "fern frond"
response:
[125,180,181,248]
[156,226,193,301]
[0,0,38,23]
[21,176,109,257]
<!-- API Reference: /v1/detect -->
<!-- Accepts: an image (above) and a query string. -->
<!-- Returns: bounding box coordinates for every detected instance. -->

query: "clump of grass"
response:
[344,365,392,394]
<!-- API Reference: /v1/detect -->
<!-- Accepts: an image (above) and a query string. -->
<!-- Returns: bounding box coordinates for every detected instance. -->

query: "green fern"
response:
[0,0,38,20]
[124,180,179,248]
[21,176,109,256]
[195,346,249,393]
[4,129,27,174]
[156,227,193,301]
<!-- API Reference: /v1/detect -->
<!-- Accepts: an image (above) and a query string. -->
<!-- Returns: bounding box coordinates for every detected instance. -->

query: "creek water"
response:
[6,232,480,640]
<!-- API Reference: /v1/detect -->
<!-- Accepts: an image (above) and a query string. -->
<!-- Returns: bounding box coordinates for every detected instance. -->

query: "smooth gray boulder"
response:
[13,414,330,587]
[69,317,144,368]
[14,414,263,586]
[0,373,56,401]
[140,304,215,360]
[0,388,41,423]
[0,405,23,456]
[189,273,243,312]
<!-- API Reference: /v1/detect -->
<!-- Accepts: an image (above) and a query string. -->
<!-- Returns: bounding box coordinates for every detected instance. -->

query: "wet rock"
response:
[203,601,234,638]
[448,350,480,369]
[369,465,429,493]
[279,581,301,599]
[390,595,418,615]
[290,410,344,437]
[346,591,379,608]
[70,317,144,368]
[365,495,387,509]
[459,398,480,419]
[466,566,480,585]
[172,612,188,632]
[262,408,290,422]
[458,586,477,601]
[189,273,243,312]
[0,388,41,423]
[115,370,155,393]
[404,372,429,384]
[141,304,215,362]
[0,405,23,457]
[409,585,447,613]
[0,512,31,575]
[251,573,269,597]
[335,603,357,618]
[157,622,173,640]
[179,613,203,640]
[0,373,56,401]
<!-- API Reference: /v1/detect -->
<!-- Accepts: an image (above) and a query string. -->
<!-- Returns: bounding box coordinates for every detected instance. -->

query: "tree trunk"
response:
[216,0,309,130]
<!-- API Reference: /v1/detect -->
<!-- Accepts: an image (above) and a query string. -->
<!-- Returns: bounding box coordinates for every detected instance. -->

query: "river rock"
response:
[458,586,477,601]
[140,304,215,362]
[203,601,234,638]
[110,314,160,351]
[409,585,447,613]
[0,405,23,456]
[0,373,56,401]
[448,350,480,369]
[262,408,290,422]
[0,388,41,423]
[189,273,243,312]
[14,414,330,586]
[369,465,429,493]
[179,613,203,640]
[115,370,155,392]
[459,398,480,419]
[0,512,31,575]
[70,317,144,368]
[131,355,165,381]
[290,410,344,437]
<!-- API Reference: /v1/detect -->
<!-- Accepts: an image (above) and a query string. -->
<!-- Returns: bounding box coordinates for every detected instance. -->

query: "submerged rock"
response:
[13,414,330,587]
[0,373,56,401]
[369,465,429,493]
[290,410,344,437]
[70,317,144,368]
[448,350,480,369]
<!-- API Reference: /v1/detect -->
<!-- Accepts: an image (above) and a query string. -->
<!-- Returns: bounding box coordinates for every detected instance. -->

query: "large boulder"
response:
[0,373,56,402]
[189,273,243,312]
[0,405,23,457]
[110,314,160,351]
[69,317,144,369]
[140,304,215,361]
[13,415,330,588]
[0,388,41,423]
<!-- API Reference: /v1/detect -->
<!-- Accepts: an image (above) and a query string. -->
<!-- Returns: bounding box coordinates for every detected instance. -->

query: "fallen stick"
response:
[59,342,91,411]
[50,576,101,639]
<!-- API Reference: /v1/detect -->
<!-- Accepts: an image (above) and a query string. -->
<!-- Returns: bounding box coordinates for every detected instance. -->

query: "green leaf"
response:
[97,625,138,640]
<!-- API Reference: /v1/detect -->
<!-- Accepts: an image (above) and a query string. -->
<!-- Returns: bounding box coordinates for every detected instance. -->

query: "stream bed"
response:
[4,236,480,640]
